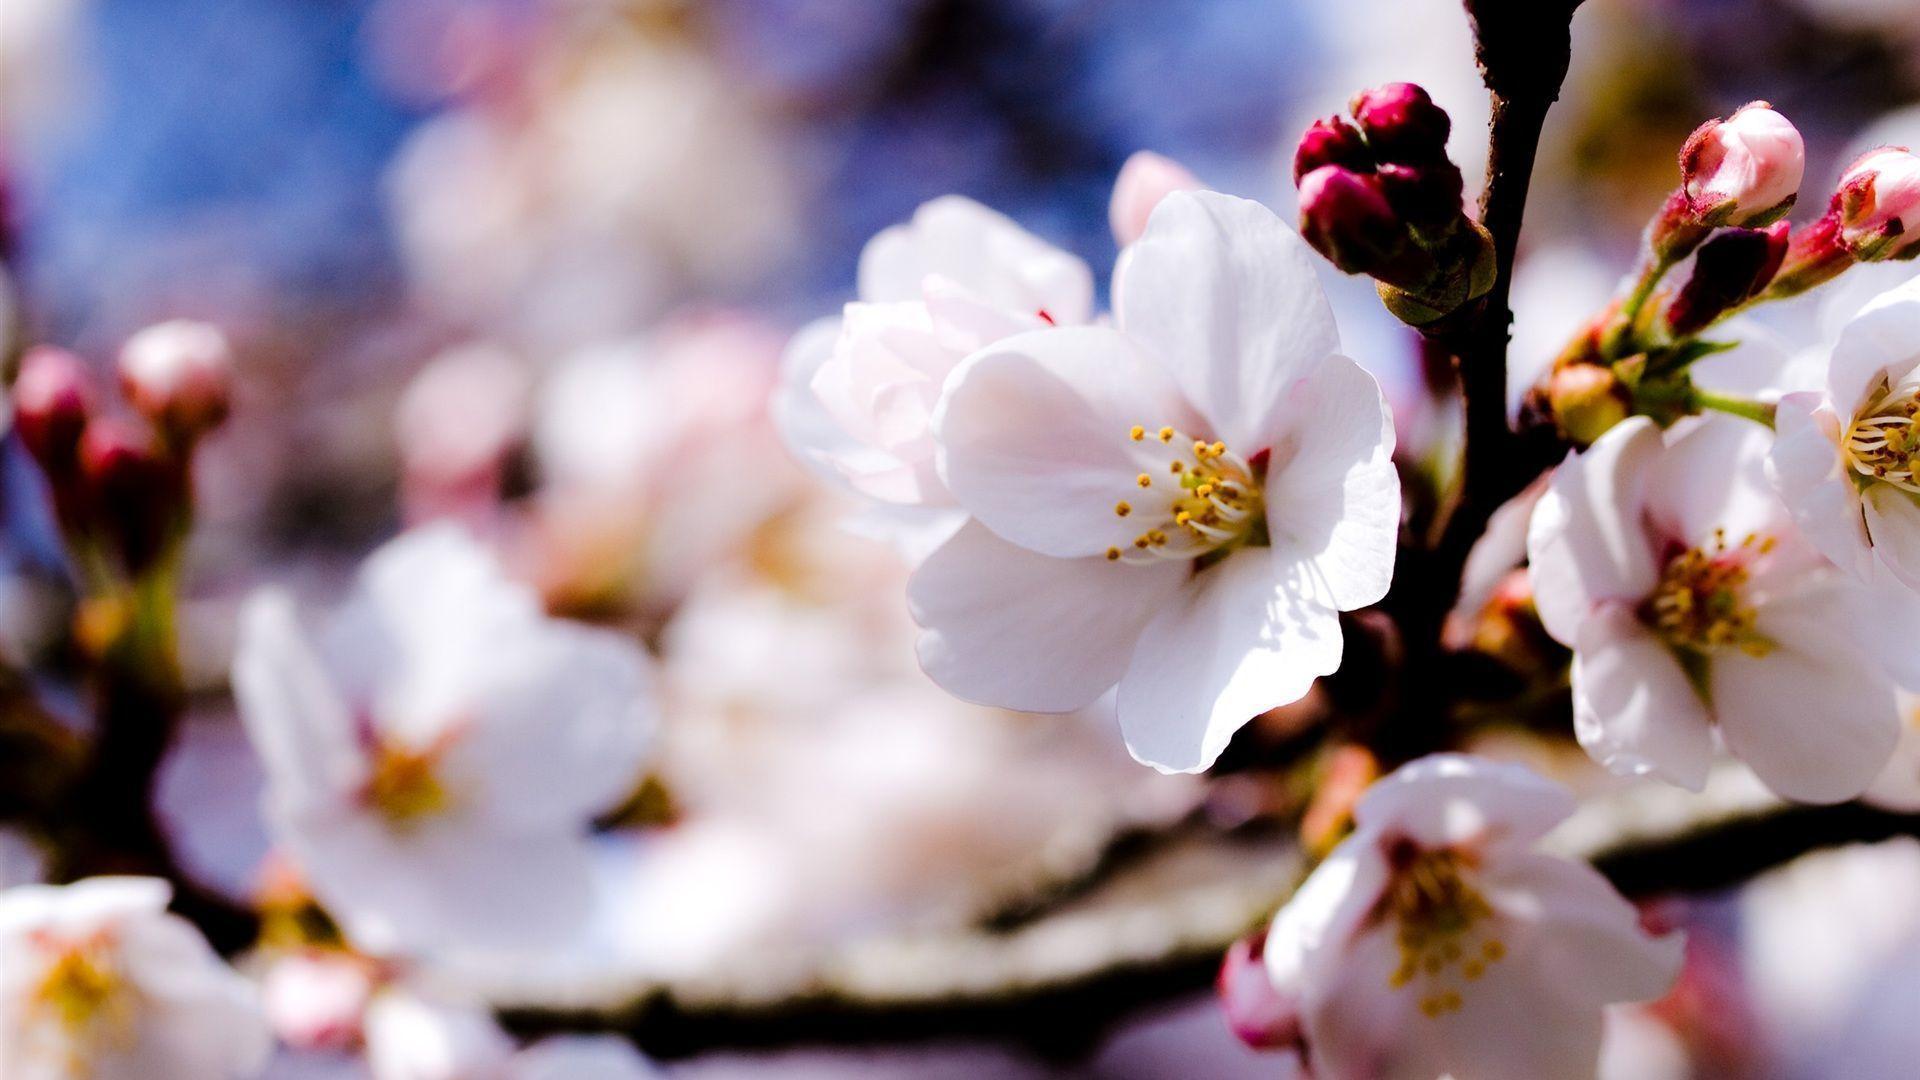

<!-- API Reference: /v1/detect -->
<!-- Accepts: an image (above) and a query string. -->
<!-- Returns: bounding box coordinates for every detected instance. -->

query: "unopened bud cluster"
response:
[14,321,233,579]
[1294,83,1494,326]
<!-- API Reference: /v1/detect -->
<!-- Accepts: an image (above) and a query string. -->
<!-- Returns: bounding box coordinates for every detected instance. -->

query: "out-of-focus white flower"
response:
[528,314,799,607]
[365,992,656,1080]
[776,195,1093,558]
[1679,103,1805,227]
[0,877,271,1080]
[232,525,656,956]
[1529,414,1912,802]
[261,950,377,1053]
[911,191,1398,773]
[1772,277,1920,592]
[395,343,530,525]
[1110,151,1202,248]
[1262,755,1682,1080]
[116,319,234,438]
[387,27,797,350]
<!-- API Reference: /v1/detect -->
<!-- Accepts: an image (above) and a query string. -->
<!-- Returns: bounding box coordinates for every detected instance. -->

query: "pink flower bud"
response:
[14,346,93,476]
[1679,102,1804,227]
[1837,147,1920,260]
[262,952,376,1052]
[1375,161,1464,229]
[1664,221,1789,336]
[1349,82,1450,164]
[1297,165,1404,275]
[118,319,234,438]
[1293,115,1372,183]
[1218,930,1302,1052]
[79,418,179,576]
[1108,151,1202,247]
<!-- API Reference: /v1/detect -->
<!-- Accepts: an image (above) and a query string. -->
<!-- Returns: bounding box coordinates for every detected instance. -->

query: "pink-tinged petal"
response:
[1825,276,1920,414]
[908,520,1184,713]
[1261,353,1400,610]
[858,195,1093,324]
[1571,606,1715,792]
[1712,595,1900,803]
[934,325,1201,558]
[1526,418,1664,645]
[1115,549,1342,773]
[1354,753,1576,856]
[1642,413,1783,547]
[1770,392,1874,582]
[1482,853,1684,1006]
[1404,927,1612,1080]
[232,590,366,817]
[1116,191,1340,449]
[1109,150,1202,247]
[1863,485,1920,593]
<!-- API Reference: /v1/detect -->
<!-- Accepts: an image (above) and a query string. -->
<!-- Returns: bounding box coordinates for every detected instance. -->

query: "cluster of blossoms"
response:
[782,164,1399,774]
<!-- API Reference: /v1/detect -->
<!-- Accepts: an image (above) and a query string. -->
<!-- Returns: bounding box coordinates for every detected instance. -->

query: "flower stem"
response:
[1689,387,1776,427]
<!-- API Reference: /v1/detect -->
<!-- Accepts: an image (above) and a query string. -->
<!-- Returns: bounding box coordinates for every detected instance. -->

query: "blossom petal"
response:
[1712,596,1900,803]
[288,817,596,956]
[858,195,1093,323]
[1116,549,1342,773]
[1116,191,1340,449]
[771,315,862,493]
[934,325,1200,558]
[1863,485,1920,593]
[1261,352,1400,611]
[1526,417,1663,645]
[1482,852,1684,1006]
[1642,413,1783,547]
[908,520,1184,713]
[232,590,365,817]
[1571,605,1715,792]
[451,621,656,831]
[1770,392,1874,582]
[1354,753,1577,855]
[1826,275,1920,415]
[1266,840,1390,996]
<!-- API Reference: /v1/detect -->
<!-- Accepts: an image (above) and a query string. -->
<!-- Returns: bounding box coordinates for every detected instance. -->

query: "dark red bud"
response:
[1350,82,1451,164]
[1218,930,1303,1052]
[1293,115,1373,183]
[1298,165,1406,275]
[14,346,94,477]
[1375,161,1465,229]
[79,419,179,577]
[1666,223,1791,337]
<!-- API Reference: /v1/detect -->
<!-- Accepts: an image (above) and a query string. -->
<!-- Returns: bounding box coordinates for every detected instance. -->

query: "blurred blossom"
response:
[395,342,531,527]
[387,24,799,349]
[0,830,45,889]
[262,950,378,1053]
[0,0,87,140]
[1110,151,1203,247]
[526,313,799,612]
[232,525,657,957]
[365,991,658,1080]
[0,877,272,1080]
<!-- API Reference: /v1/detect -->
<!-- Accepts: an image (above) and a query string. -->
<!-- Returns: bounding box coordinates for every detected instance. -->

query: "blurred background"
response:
[8,0,1920,1076]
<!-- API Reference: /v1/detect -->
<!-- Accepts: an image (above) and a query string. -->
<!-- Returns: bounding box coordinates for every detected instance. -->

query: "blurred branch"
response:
[482,766,1920,1058]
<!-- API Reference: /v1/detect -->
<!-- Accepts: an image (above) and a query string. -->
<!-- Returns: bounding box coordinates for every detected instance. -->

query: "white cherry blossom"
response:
[1263,755,1682,1080]
[775,195,1094,557]
[232,525,656,956]
[1529,414,1912,802]
[909,189,1398,773]
[1771,275,1920,593]
[0,877,271,1080]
